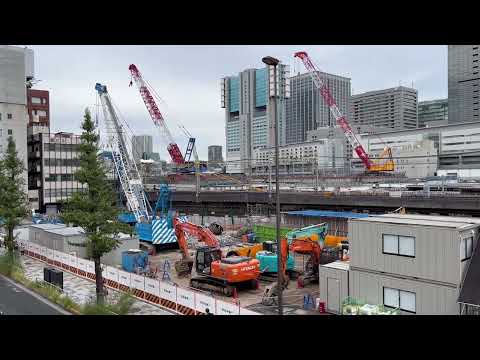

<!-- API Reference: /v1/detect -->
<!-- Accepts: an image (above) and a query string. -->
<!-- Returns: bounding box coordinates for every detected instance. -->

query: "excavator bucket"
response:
[174,259,193,277]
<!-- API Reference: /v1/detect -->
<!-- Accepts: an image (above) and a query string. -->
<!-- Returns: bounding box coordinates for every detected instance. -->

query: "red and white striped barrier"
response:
[86,260,96,281]
[176,287,196,315]
[118,271,131,293]
[160,281,178,312]
[130,273,145,299]
[104,266,119,289]
[144,278,160,304]
[46,248,54,265]
[216,300,241,316]
[77,258,88,278]
[195,292,216,315]
[20,240,260,315]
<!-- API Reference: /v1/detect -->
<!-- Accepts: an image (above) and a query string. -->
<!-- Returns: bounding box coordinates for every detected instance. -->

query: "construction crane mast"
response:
[95,83,150,222]
[128,64,185,164]
[294,51,394,172]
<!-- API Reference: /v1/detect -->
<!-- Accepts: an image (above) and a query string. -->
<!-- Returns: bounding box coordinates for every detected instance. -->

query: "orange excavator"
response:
[291,234,348,287]
[173,218,260,296]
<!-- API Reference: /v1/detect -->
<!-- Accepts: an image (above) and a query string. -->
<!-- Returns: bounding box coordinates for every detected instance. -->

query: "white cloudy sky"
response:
[27,45,447,160]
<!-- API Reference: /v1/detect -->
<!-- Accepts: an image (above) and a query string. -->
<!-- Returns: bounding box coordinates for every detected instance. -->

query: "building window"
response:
[382,234,415,257]
[31,97,42,104]
[41,98,47,105]
[460,236,473,261]
[7,129,12,135]
[383,287,416,313]
[7,113,12,119]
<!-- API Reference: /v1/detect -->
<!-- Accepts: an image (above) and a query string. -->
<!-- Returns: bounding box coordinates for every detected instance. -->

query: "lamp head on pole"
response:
[262,56,280,66]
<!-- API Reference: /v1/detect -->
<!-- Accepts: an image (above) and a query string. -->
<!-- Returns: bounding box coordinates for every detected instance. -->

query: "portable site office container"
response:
[28,224,138,266]
[42,227,87,258]
[29,223,66,247]
[318,261,350,314]
[348,214,480,315]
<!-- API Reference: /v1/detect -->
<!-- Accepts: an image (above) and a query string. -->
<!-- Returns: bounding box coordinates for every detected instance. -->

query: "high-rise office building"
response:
[221,63,290,173]
[418,99,448,128]
[286,71,351,144]
[132,135,153,162]
[208,145,223,162]
[351,86,418,130]
[208,145,223,170]
[448,45,480,124]
[0,45,34,194]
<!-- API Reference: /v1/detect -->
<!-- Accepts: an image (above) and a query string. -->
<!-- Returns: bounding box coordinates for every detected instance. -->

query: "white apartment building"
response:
[252,138,344,175]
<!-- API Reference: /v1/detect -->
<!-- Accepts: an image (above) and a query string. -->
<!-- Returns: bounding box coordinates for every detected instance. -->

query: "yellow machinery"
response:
[225,242,264,258]
[368,147,395,172]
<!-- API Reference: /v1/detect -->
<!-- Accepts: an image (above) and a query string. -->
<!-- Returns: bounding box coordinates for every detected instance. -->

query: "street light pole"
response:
[262,56,282,315]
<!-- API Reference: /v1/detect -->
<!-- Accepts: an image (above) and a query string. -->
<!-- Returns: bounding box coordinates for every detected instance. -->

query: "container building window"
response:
[383,287,416,313]
[460,236,473,261]
[382,234,415,257]
[31,97,41,104]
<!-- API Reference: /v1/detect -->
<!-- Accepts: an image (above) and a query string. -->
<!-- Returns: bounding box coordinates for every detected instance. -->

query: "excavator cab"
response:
[195,247,222,275]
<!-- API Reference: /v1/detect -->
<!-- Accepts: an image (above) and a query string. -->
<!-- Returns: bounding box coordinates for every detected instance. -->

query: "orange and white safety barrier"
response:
[20,240,260,315]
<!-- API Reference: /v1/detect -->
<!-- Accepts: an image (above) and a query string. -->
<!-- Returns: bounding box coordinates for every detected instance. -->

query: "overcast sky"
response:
[27,45,447,160]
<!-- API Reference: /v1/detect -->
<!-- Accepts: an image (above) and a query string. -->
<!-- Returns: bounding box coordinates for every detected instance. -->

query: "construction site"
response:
[6,47,480,315]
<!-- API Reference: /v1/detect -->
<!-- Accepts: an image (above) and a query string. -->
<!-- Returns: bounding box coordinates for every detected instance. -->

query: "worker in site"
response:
[205,308,213,315]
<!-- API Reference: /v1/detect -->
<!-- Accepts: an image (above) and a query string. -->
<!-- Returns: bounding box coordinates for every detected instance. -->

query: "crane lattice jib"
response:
[95,83,150,223]
[128,64,185,164]
[294,51,373,170]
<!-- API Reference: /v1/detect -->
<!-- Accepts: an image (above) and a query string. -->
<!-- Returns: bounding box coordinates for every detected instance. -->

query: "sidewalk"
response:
[1,248,173,315]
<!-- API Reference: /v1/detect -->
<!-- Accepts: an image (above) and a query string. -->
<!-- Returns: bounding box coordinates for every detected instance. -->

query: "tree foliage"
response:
[0,136,28,254]
[60,108,130,303]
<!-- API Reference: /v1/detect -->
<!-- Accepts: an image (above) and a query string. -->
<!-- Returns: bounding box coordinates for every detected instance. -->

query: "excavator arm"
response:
[174,219,219,248]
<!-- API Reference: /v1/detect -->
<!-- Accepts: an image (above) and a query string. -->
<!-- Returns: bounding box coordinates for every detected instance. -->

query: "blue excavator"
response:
[256,223,330,283]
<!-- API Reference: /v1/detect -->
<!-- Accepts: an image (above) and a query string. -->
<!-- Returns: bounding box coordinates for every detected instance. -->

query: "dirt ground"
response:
[147,242,321,313]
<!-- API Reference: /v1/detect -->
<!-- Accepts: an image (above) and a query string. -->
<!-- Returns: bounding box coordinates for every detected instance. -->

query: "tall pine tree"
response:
[61,108,129,303]
[0,136,28,254]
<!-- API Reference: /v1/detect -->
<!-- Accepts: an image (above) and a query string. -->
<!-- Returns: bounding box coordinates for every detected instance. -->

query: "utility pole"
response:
[268,161,272,202]
[263,55,282,315]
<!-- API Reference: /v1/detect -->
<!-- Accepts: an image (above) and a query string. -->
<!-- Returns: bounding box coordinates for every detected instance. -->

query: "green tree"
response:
[61,108,129,304]
[0,136,28,254]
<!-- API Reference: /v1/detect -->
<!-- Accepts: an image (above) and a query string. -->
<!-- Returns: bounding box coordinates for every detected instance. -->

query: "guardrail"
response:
[17,239,260,316]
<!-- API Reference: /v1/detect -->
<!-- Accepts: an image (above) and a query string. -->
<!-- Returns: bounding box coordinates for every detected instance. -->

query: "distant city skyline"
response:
[27,45,447,160]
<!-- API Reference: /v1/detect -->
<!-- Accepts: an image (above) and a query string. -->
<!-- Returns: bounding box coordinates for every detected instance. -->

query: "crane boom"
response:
[294,51,373,170]
[128,64,185,164]
[95,83,149,223]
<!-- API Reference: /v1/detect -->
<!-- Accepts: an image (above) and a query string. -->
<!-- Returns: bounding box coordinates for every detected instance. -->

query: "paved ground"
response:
[0,275,66,315]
